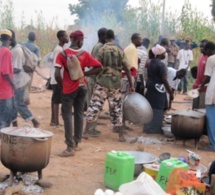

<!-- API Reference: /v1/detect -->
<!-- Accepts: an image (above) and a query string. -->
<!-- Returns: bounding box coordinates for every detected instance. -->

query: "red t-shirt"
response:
[55,48,101,94]
[0,47,14,100]
[193,55,208,92]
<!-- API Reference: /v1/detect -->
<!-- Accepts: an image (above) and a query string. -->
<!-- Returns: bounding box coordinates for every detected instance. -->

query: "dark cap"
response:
[70,30,84,40]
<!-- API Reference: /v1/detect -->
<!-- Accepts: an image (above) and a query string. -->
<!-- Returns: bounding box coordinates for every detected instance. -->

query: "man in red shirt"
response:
[193,39,208,109]
[55,30,102,157]
[0,29,15,130]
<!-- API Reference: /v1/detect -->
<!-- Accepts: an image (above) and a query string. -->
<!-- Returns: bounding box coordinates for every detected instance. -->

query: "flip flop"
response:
[58,149,75,157]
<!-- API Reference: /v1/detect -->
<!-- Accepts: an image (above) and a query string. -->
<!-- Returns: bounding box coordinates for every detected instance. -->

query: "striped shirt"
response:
[137,46,148,82]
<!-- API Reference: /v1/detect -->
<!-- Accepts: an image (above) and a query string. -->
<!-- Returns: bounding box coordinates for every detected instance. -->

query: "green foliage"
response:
[69,0,129,24]
[0,0,15,29]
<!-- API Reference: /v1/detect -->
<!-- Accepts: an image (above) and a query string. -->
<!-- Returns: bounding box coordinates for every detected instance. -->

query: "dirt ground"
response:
[0,66,214,195]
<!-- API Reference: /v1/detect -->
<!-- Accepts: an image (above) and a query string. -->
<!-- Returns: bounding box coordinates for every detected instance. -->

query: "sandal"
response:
[74,146,82,151]
[58,149,75,157]
[88,130,101,137]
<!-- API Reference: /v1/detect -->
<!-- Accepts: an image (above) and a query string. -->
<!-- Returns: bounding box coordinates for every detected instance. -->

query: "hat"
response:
[152,44,166,57]
[169,37,175,41]
[70,30,84,40]
[0,29,12,37]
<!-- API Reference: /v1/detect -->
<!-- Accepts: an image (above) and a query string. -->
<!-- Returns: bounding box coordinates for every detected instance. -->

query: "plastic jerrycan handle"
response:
[166,162,173,167]
[111,150,126,157]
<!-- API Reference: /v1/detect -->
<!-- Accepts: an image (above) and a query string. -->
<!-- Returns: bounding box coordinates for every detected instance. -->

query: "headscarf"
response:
[152,44,166,57]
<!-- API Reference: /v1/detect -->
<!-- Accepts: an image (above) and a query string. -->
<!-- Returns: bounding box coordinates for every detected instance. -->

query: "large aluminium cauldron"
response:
[1,126,53,176]
[123,92,153,125]
[171,110,205,140]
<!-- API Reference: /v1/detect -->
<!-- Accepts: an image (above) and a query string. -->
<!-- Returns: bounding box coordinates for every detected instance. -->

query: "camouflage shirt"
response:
[96,42,129,89]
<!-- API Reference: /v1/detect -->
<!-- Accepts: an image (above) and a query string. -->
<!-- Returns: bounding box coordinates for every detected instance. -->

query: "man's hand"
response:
[170,93,174,101]
[130,86,135,92]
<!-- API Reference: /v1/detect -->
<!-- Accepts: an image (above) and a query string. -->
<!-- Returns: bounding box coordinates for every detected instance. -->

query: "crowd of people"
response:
[0,27,215,158]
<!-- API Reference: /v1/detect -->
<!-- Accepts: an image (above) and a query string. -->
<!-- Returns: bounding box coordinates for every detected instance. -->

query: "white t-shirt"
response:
[167,67,180,90]
[161,52,168,67]
[11,44,30,89]
[50,45,64,85]
[204,55,215,105]
[177,49,193,69]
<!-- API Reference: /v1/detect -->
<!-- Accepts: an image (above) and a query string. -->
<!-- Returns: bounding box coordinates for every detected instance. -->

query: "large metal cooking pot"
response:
[1,125,53,173]
[123,92,153,125]
[171,110,205,139]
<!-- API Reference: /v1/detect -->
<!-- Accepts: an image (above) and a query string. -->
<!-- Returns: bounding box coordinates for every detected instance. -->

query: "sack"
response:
[61,50,84,81]
[21,45,39,73]
[119,172,166,195]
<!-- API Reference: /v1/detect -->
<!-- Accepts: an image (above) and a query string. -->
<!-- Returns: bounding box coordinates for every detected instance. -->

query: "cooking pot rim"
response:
[172,110,205,118]
[1,127,53,138]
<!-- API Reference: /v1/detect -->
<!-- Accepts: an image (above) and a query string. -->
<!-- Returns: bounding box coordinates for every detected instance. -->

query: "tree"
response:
[69,0,129,25]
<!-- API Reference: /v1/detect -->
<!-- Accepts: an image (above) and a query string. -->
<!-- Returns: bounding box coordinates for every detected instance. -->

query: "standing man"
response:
[192,39,208,109]
[176,37,198,50]
[200,41,215,151]
[0,29,14,130]
[85,28,107,137]
[160,38,169,67]
[168,37,179,68]
[9,29,39,128]
[55,30,102,157]
[50,30,69,127]
[22,32,41,105]
[124,33,142,73]
[176,43,193,94]
[84,29,134,142]
[136,38,150,95]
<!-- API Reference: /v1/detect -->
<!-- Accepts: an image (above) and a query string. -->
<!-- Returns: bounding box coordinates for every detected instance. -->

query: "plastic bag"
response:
[166,168,206,195]
[119,172,167,195]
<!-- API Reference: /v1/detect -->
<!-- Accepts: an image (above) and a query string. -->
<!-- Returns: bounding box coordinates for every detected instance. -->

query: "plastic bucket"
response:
[144,164,159,180]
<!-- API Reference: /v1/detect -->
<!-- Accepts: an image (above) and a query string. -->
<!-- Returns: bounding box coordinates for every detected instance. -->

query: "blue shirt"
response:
[22,41,41,59]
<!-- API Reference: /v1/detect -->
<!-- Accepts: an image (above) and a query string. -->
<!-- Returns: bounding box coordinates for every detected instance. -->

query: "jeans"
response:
[62,86,87,148]
[178,70,188,93]
[0,97,14,130]
[12,87,34,122]
[206,105,215,149]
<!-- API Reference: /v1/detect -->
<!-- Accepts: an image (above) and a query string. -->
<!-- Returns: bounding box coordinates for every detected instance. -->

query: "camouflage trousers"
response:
[86,83,122,126]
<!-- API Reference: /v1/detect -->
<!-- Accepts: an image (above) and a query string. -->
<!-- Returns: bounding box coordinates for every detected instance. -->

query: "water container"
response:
[104,151,135,191]
[156,158,189,191]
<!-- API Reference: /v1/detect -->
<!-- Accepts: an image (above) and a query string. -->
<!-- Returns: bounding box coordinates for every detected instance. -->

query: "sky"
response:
[2,0,213,28]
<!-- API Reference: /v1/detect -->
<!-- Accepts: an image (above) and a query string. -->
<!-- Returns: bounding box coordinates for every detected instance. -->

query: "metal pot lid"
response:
[1,125,53,138]
[172,110,205,118]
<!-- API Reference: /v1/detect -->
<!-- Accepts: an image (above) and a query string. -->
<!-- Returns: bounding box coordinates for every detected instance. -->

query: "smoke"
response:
[69,0,132,52]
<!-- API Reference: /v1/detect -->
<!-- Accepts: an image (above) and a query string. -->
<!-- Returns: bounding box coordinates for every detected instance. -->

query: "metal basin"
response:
[123,92,153,125]
[122,151,157,176]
